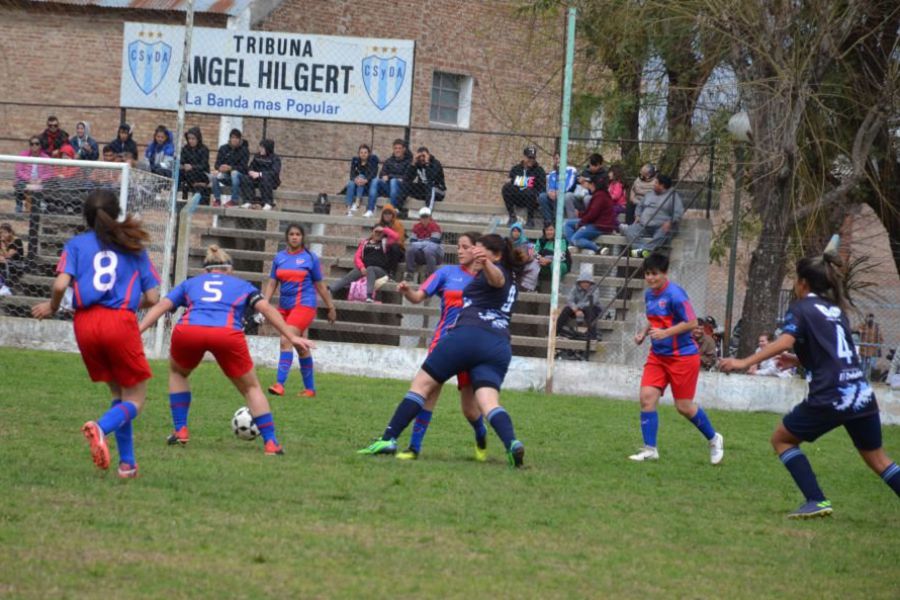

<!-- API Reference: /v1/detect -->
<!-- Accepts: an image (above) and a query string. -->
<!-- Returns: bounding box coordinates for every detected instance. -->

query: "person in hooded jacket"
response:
[180,127,210,205]
[370,138,412,210]
[70,121,99,161]
[144,125,175,177]
[109,123,138,164]
[212,128,250,207]
[245,139,281,210]
[400,147,446,216]
[344,144,380,217]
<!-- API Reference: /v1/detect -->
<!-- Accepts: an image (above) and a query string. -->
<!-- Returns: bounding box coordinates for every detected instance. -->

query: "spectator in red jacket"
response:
[328,225,399,302]
[38,115,69,158]
[404,207,443,280]
[562,175,617,255]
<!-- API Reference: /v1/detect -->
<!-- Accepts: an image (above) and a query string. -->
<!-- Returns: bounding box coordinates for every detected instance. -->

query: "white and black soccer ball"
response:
[232,407,260,441]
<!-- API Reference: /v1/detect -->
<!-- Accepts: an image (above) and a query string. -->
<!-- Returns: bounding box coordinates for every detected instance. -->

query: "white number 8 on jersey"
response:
[92,251,118,292]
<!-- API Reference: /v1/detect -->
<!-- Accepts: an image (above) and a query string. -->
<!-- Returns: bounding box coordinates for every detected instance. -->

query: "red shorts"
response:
[278,305,316,332]
[171,324,254,378]
[73,306,152,387]
[641,352,700,400]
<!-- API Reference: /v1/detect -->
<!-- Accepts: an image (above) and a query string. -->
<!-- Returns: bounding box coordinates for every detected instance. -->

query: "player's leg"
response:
[773,407,834,518]
[473,386,524,468]
[230,369,283,455]
[287,308,317,397]
[396,383,444,460]
[459,380,488,461]
[359,368,443,455]
[670,355,723,464]
[468,336,521,467]
[844,413,900,498]
[628,386,662,461]
[166,358,194,445]
[269,329,294,396]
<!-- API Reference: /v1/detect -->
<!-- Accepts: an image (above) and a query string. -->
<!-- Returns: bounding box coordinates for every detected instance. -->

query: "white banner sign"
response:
[120,22,415,126]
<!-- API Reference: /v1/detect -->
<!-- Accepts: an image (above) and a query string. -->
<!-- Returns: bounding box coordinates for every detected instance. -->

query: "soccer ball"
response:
[232,407,260,441]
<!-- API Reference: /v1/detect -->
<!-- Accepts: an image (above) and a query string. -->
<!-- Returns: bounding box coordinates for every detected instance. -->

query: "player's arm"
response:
[719,334,796,372]
[139,288,160,309]
[31,273,72,319]
[633,322,652,345]
[649,318,697,341]
[472,246,506,288]
[261,277,278,302]
[138,298,175,333]
[313,280,337,323]
[253,296,315,351]
[397,281,428,303]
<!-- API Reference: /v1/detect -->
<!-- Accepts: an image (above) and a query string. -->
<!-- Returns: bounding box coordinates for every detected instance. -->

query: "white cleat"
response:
[709,432,724,465]
[628,446,659,462]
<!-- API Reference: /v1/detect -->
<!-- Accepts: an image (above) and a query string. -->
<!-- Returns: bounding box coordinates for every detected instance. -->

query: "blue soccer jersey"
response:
[644,281,698,357]
[455,263,517,337]
[421,264,475,350]
[167,272,261,331]
[782,295,875,413]
[269,248,323,310]
[56,231,160,312]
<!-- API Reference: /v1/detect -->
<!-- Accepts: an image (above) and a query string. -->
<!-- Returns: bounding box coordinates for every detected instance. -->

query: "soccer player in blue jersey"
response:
[138,245,314,455]
[359,234,528,467]
[629,253,724,464]
[31,189,160,478]
[391,232,487,461]
[720,248,899,518]
[262,223,336,398]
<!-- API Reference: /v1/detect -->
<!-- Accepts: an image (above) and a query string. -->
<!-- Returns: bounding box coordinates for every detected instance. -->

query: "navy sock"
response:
[469,415,488,448]
[689,408,716,441]
[640,411,658,447]
[169,391,191,431]
[779,448,826,502]
[276,351,293,385]
[110,399,135,466]
[408,410,433,453]
[880,463,900,497]
[487,407,517,451]
[382,392,425,441]
[253,412,278,445]
[97,400,138,435]
[299,355,315,392]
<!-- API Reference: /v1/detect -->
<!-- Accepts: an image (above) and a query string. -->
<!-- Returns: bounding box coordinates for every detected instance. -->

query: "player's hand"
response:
[253,312,265,325]
[32,301,53,320]
[397,281,410,293]
[776,353,800,370]
[633,331,646,345]
[326,306,337,324]
[360,267,367,276]
[718,357,745,373]
[183,164,192,171]
[471,246,488,265]
[648,327,669,340]
[289,335,315,351]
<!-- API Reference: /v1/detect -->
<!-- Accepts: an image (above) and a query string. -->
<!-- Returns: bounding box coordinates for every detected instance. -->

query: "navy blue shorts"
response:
[782,401,882,451]
[421,327,512,391]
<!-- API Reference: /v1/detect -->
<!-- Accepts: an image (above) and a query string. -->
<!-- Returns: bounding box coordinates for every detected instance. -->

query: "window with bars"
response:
[430,71,472,128]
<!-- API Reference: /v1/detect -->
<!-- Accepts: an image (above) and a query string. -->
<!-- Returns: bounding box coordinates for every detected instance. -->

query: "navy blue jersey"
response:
[782,295,875,413]
[454,262,517,337]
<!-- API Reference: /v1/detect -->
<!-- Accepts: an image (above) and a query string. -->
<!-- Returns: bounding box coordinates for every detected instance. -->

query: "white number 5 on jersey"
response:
[201,280,224,302]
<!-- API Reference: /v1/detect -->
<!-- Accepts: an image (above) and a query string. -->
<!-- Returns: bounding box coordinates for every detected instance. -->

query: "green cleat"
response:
[787,499,833,520]
[506,440,525,468]
[474,437,488,462]
[357,438,398,455]
[395,447,419,461]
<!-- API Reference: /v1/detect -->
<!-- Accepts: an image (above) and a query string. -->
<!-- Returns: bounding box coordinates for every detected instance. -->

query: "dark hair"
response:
[657,174,673,189]
[154,125,168,137]
[416,146,429,154]
[102,145,114,154]
[284,222,305,249]
[0,223,14,235]
[542,222,555,238]
[83,189,149,253]
[588,153,604,166]
[760,332,774,342]
[118,123,130,133]
[47,115,58,123]
[796,253,848,310]
[392,138,407,147]
[358,143,371,153]
[643,252,669,273]
[229,128,242,139]
[609,164,625,181]
[459,231,480,246]
[478,233,526,281]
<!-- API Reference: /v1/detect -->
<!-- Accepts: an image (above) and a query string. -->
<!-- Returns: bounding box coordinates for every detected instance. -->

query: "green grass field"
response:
[0,348,898,598]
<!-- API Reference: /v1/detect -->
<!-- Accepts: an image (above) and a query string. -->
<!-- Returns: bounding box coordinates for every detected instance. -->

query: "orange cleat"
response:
[117,463,139,479]
[264,440,284,456]
[81,421,110,470]
[268,383,285,396]
[299,389,316,398]
[166,426,190,446]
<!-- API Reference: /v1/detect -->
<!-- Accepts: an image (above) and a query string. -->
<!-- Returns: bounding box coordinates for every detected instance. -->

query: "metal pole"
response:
[545,6,576,394]
[705,140,715,219]
[723,143,744,355]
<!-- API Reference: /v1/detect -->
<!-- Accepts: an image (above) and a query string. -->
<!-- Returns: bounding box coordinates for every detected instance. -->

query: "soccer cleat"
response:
[264,440,284,456]
[166,426,190,446]
[299,389,316,398]
[709,432,724,465]
[474,440,488,463]
[507,440,525,468]
[81,421,110,470]
[396,447,419,461]
[787,500,833,520]
[356,438,398,455]
[628,446,659,462]
[268,383,285,396]
[117,463,138,479]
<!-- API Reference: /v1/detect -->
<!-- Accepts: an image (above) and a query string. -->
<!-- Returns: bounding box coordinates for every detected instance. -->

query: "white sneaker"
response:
[628,446,659,462]
[363,210,374,218]
[262,204,273,211]
[0,285,11,296]
[351,201,359,212]
[240,202,252,209]
[599,247,610,256]
[346,209,354,217]
[709,432,724,465]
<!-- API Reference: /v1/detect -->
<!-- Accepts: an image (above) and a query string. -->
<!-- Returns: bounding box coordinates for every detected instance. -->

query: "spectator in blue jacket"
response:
[144,125,175,177]
[369,138,412,211]
[69,121,99,161]
[345,144,379,217]
[539,151,579,225]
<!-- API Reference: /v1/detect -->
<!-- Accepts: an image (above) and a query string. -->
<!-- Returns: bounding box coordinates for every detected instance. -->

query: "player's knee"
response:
[674,400,695,417]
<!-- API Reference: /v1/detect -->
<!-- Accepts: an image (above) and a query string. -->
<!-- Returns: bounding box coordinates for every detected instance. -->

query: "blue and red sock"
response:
[169,391,191,431]
[299,355,315,392]
[276,351,293,385]
[110,399,136,466]
[253,412,278,445]
[640,411,658,447]
[97,400,138,435]
[409,410,433,453]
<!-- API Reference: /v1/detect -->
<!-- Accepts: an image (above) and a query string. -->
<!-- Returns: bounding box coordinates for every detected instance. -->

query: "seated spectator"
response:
[748,333,793,378]
[626,163,656,225]
[344,144,379,217]
[212,128,249,207]
[608,164,626,216]
[563,174,617,255]
[855,313,883,379]
[109,123,138,164]
[692,323,718,370]
[90,145,121,189]
[538,151,579,225]
[557,270,601,339]
[401,146,446,216]
[378,203,406,273]
[329,224,399,302]
[370,138,412,211]
[38,115,69,158]
[179,127,210,205]
[144,125,175,178]
[0,223,25,293]
[244,139,281,210]
[871,350,893,384]
[624,174,683,257]
[69,121,99,161]
[46,144,87,213]
[534,223,571,280]
[14,137,50,213]
[405,207,443,280]
[509,222,540,292]
[503,146,546,227]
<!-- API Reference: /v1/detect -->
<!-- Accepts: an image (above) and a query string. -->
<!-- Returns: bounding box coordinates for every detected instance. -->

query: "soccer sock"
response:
[253,412,278,445]
[96,400,138,435]
[408,410,433,453]
[469,415,488,448]
[487,407,517,451]
[110,399,136,466]
[298,355,315,392]
[382,392,425,441]
[640,411,659,447]
[779,448,826,502]
[169,391,191,431]
[276,351,294,385]
[689,408,716,441]
[880,463,900,497]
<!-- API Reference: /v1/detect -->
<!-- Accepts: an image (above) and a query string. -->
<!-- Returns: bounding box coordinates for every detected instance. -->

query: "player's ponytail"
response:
[84,189,149,253]
[203,244,232,270]
[796,252,849,311]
